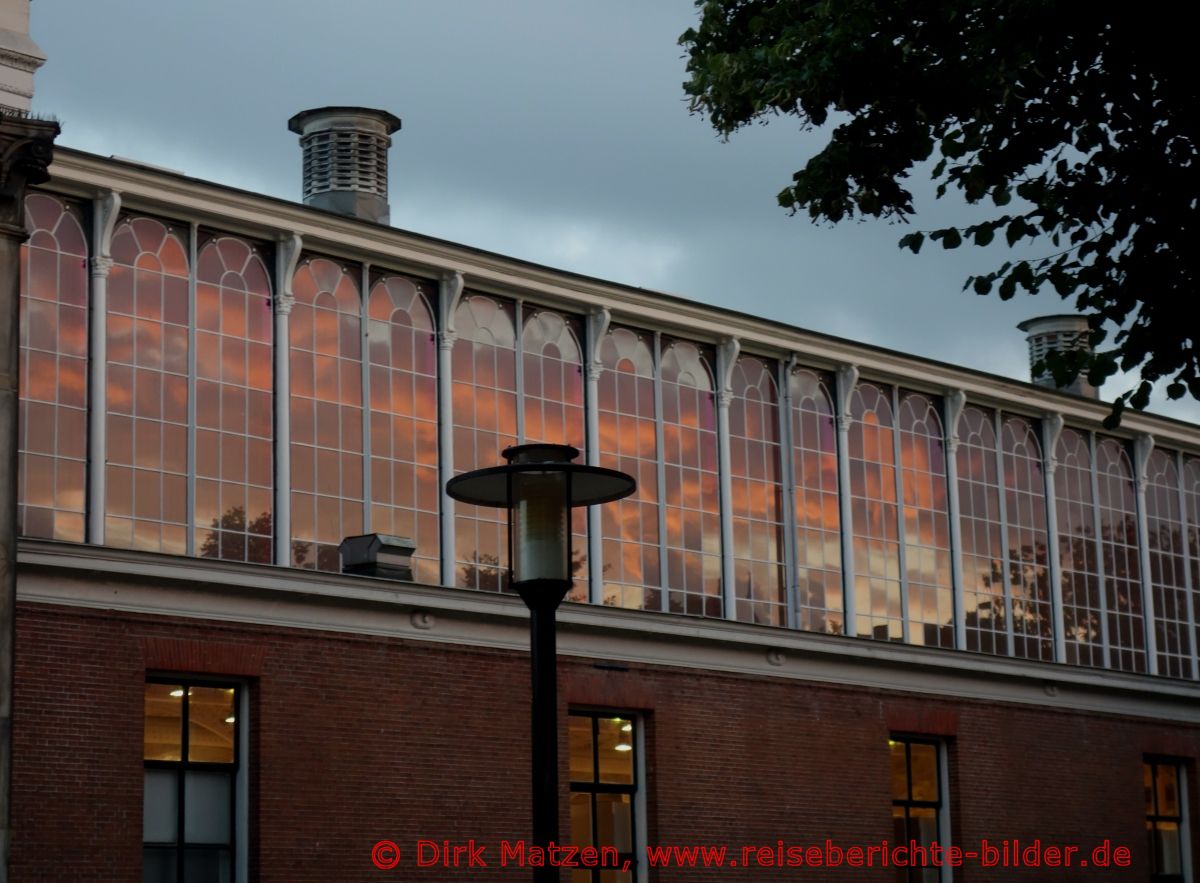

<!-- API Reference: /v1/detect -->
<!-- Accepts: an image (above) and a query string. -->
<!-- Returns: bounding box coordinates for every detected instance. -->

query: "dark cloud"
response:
[31,0,1197,421]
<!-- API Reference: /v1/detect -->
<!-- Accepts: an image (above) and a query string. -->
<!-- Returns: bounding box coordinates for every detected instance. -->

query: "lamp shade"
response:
[446,444,636,587]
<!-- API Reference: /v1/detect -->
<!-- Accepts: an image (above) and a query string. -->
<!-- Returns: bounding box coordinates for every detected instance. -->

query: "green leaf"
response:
[972,276,992,294]
[973,225,994,246]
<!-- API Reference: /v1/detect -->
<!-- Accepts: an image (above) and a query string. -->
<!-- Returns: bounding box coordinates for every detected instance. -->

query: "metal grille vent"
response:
[300,129,390,200]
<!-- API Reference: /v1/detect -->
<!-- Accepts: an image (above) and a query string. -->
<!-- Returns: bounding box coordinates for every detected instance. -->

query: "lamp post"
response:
[447,444,635,882]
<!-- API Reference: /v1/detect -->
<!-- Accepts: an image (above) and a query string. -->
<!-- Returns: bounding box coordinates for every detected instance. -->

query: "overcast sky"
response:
[30,0,1198,423]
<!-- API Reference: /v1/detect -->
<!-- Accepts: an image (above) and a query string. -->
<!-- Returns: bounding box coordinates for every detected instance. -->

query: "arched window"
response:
[1056,429,1104,666]
[289,258,362,571]
[789,368,842,634]
[956,406,1005,654]
[1001,417,1052,660]
[522,309,587,600]
[1095,437,1145,673]
[194,236,273,564]
[1144,449,1190,678]
[367,275,439,585]
[660,339,720,617]
[729,356,785,625]
[597,328,659,610]
[18,193,88,542]
[848,383,901,640]
[452,294,517,591]
[897,392,953,648]
[106,216,190,553]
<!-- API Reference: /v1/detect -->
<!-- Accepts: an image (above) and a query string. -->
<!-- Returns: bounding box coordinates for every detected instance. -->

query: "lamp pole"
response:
[447,444,635,883]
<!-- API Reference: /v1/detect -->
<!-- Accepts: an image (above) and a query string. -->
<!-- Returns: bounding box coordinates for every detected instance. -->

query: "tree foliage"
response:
[681,0,1199,423]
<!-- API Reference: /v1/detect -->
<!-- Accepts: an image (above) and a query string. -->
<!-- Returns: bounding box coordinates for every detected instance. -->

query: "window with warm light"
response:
[569,711,640,883]
[1146,759,1188,883]
[889,736,949,882]
[144,680,242,882]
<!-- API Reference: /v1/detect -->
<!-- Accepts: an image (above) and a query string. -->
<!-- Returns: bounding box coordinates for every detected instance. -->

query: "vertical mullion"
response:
[515,299,525,444]
[186,224,198,556]
[943,392,967,651]
[653,334,669,612]
[994,411,1015,656]
[892,387,909,643]
[178,686,189,881]
[360,264,372,535]
[778,357,799,630]
[1176,450,1199,680]
[1088,432,1113,668]
[1042,414,1068,664]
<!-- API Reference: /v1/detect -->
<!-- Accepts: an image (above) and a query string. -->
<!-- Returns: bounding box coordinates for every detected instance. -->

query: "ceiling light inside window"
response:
[615,743,632,752]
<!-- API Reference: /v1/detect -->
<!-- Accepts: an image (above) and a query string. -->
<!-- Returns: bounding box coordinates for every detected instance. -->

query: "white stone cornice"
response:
[16,539,1200,723]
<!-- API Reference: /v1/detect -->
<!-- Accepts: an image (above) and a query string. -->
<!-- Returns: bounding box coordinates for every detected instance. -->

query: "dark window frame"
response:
[144,676,242,883]
[890,734,946,883]
[569,709,639,883]
[1146,757,1187,883]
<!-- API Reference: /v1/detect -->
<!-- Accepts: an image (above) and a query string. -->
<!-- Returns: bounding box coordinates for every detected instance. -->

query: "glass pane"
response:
[1155,821,1182,874]
[142,847,177,883]
[1144,762,1155,814]
[570,792,593,847]
[143,769,178,843]
[908,743,938,802]
[597,717,634,785]
[595,793,633,852]
[145,683,183,761]
[188,687,236,763]
[183,771,232,845]
[889,740,908,801]
[182,847,232,883]
[1156,764,1180,816]
[569,715,594,782]
[910,805,939,849]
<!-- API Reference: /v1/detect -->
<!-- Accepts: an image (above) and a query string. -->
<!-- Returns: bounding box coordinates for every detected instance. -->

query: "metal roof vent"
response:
[339,533,416,582]
[287,106,401,224]
[1016,314,1099,399]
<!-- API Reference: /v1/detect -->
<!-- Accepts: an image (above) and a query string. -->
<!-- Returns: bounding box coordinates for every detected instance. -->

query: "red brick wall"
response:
[12,600,1200,881]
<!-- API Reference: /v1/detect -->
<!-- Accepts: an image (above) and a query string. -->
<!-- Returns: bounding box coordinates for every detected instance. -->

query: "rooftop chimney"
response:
[288,106,401,224]
[0,0,46,114]
[1017,314,1099,399]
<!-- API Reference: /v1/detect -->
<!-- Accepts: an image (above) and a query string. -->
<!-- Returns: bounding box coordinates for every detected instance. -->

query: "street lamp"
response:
[447,443,635,881]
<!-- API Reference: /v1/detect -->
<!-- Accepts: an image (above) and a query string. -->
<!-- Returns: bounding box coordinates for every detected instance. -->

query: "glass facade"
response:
[17,190,1200,682]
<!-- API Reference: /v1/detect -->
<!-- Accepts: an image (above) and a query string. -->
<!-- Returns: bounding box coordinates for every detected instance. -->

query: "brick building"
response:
[3,8,1199,883]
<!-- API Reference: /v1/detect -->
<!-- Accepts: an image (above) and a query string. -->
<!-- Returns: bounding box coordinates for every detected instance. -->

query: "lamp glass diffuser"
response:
[511,469,570,584]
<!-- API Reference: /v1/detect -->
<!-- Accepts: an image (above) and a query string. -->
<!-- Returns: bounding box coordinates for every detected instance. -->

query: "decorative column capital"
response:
[585,307,611,383]
[89,255,113,278]
[837,413,853,432]
[1133,433,1155,491]
[438,330,457,352]
[0,113,60,234]
[273,293,295,316]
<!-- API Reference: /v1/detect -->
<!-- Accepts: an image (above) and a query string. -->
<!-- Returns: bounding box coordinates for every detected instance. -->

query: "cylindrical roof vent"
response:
[1016,314,1099,399]
[287,106,401,224]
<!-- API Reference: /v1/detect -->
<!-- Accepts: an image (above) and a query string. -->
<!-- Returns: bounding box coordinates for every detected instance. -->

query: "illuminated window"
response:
[569,711,639,883]
[17,193,88,542]
[1145,759,1187,883]
[729,355,786,625]
[660,339,721,617]
[897,393,953,648]
[597,328,660,610]
[106,216,190,554]
[289,257,363,571]
[452,294,518,591]
[1145,450,1191,679]
[144,680,241,882]
[367,275,439,585]
[1056,429,1105,666]
[1096,437,1145,673]
[848,383,902,640]
[194,235,273,564]
[889,736,948,883]
[1000,417,1052,660]
[521,309,587,600]
[789,367,842,634]
[957,407,1006,653]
